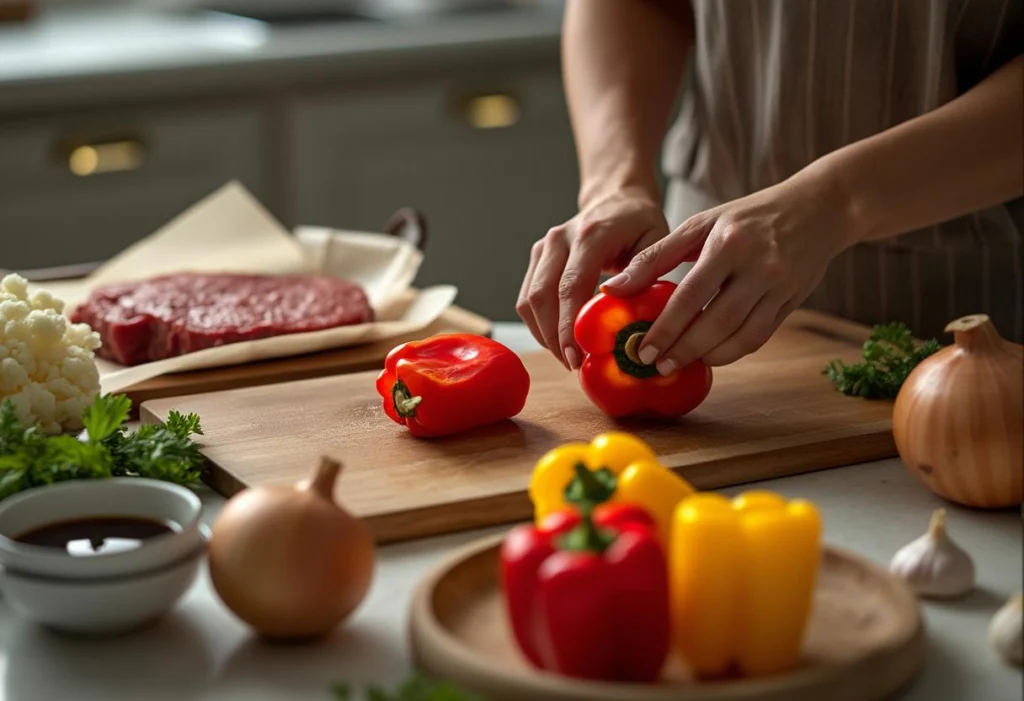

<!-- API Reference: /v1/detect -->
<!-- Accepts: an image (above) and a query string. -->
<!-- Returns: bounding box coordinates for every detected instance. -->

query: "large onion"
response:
[893,315,1023,508]
[208,456,375,640]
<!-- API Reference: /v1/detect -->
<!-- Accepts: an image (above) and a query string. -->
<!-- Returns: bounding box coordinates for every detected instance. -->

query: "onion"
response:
[208,456,375,640]
[893,314,1023,509]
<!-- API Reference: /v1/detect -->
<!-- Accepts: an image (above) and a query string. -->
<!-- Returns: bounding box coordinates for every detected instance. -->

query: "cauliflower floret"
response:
[29,289,64,314]
[0,274,101,434]
[1,274,29,300]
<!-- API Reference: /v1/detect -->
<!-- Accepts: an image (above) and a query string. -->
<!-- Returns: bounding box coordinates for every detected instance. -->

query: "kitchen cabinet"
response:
[0,8,575,321]
[287,67,579,321]
[0,103,269,271]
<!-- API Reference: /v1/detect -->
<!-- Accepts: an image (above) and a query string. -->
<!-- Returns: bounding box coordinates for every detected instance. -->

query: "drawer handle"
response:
[463,93,520,130]
[67,139,145,177]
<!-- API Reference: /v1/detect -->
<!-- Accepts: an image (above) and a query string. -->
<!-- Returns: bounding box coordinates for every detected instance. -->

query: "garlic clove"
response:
[989,594,1023,667]
[889,509,975,599]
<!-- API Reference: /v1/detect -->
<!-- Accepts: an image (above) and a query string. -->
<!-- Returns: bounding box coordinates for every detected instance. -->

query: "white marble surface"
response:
[0,323,1020,701]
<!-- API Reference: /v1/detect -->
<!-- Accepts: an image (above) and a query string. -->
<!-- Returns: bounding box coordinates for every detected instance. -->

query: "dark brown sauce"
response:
[14,517,178,557]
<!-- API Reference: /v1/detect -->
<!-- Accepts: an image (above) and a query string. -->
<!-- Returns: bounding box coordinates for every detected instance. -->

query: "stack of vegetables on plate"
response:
[501,432,822,683]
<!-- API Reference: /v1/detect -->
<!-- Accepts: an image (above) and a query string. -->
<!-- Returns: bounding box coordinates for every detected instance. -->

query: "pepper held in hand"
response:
[375,334,530,437]
[574,281,712,418]
[501,464,670,683]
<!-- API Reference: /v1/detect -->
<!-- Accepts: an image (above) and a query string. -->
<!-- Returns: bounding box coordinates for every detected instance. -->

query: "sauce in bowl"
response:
[15,517,179,557]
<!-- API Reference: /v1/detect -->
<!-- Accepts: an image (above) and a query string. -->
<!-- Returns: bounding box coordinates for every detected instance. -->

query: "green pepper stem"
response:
[398,396,422,414]
[624,332,646,365]
[612,320,660,379]
[564,462,617,511]
[392,379,422,419]
[558,462,618,554]
[558,501,616,554]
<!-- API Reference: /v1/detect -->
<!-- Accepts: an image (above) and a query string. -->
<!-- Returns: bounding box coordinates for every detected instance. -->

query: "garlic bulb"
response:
[988,594,1023,667]
[889,509,974,598]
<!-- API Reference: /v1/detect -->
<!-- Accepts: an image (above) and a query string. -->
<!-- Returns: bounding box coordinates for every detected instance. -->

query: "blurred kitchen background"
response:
[0,0,581,320]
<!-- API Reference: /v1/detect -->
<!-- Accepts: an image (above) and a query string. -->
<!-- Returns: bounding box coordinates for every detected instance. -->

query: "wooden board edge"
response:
[673,430,898,489]
[340,430,898,546]
[365,491,534,545]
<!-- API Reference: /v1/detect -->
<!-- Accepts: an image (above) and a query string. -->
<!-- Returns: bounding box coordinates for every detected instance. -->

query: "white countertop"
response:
[0,323,1021,701]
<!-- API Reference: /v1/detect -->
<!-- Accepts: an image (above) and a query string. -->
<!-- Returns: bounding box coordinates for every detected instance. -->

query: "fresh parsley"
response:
[824,322,942,399]
[331,673,485,701]
[0,394,205,500]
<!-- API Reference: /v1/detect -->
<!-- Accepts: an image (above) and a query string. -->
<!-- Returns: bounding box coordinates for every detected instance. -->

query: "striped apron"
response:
[661,0,1023,343]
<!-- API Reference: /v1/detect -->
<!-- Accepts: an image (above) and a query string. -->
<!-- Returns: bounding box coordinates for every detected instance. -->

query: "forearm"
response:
[563,0,693,209]
[816,55,1024,245]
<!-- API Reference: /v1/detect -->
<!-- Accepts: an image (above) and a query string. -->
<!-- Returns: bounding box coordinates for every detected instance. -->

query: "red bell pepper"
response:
[500,463,670,683]
[574,280,713,418]
[375,333,530,438]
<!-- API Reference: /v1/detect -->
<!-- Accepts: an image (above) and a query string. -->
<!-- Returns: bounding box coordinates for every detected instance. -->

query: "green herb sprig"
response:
[824,322,942,399]
[0,394,204,500]
[332,673,485,701]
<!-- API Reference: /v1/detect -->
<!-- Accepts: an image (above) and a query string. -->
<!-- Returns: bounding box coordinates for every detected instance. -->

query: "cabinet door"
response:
[0,103,268,271]
[288,69,579,321]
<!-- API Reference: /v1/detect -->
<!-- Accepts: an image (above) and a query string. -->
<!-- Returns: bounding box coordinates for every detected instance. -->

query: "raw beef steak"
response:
[72,273,374,366]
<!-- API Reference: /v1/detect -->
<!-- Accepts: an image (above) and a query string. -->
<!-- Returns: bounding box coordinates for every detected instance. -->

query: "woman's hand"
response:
[517,187,669,369]
[603,170,859,372]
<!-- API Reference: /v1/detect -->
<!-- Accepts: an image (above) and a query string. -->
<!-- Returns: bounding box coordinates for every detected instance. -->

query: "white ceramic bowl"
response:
[0,478,204,579]
[0,547,204,636]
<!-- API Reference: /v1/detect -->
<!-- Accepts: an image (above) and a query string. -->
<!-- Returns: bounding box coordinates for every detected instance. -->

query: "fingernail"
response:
[602,272,629,289]
[656,358,677,376]
[564,346,580,370]
[638,345,660,365]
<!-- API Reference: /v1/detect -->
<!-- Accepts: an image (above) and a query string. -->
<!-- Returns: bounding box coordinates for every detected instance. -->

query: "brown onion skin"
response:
[208,458,375,640]
[894,315,1023,509]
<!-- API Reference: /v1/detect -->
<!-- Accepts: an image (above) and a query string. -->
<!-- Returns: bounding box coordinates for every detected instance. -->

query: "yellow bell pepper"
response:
[670,490,822,679]
[528,432,695,542]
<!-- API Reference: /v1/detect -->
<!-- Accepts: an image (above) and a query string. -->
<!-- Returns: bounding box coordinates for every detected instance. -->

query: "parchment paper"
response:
[41,181,456,394]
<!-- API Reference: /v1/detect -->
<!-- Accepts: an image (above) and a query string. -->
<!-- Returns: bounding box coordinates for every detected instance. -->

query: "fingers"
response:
[700,293,787,366]
[631,239,733,368]
[515,239,545,348]
[557,243,602,369]
[527,228,571,364]
[601,214,713,297]
[650,273,762,374]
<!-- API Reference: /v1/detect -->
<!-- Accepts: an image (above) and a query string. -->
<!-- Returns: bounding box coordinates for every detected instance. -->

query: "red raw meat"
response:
[71,273,374,366]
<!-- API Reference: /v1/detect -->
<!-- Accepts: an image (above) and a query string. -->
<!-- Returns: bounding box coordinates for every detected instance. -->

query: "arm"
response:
[564,0,694,208]
[823,54,1024,245]
[605,54,1024,371]
[518,0,693,368]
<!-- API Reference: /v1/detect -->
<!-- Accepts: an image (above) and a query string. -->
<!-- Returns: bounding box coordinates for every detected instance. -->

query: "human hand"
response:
[602,172,858,372]
[517,187,669,369]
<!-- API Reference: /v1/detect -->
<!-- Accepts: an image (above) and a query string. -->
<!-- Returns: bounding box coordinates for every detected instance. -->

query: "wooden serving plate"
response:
[409,535,925,701]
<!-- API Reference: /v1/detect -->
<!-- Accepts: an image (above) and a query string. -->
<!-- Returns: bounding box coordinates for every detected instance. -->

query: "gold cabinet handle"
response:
[65,138,146,177]
[461,93,521,130]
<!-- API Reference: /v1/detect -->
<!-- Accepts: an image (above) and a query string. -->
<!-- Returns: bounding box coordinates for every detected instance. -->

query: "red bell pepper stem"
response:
[391,379,422,417]
[558,462,617,553]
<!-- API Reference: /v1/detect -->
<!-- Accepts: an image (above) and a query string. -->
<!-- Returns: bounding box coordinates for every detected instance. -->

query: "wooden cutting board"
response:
[142,310,896,544]
[121,304,491,410]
